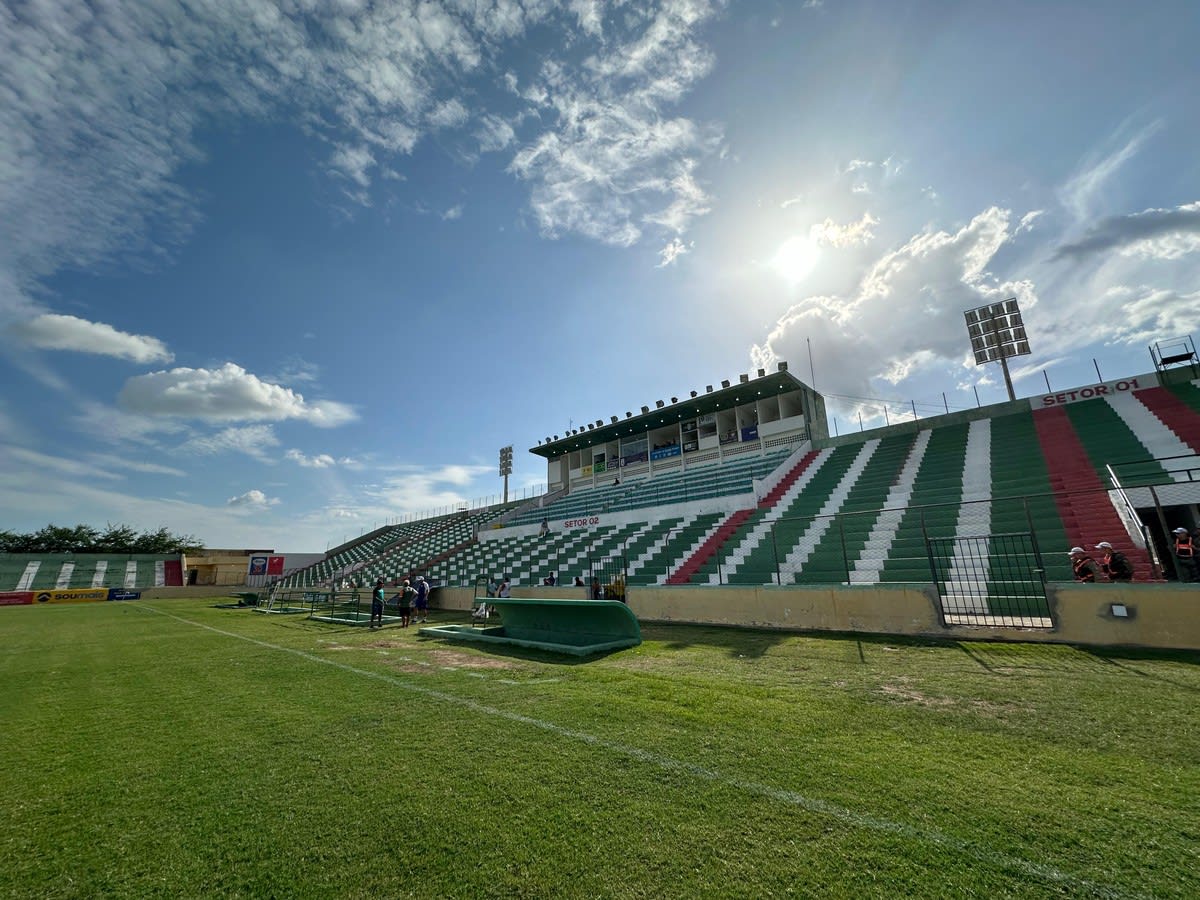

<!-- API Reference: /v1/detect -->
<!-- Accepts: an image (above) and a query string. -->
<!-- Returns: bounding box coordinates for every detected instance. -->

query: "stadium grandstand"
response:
[5,352,1199,628]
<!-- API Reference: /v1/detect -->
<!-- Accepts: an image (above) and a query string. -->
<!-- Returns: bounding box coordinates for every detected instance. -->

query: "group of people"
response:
[1070,525,1200,583]
[1069,543,1134,583]
[485,577,511,598]
[369,575,430,628]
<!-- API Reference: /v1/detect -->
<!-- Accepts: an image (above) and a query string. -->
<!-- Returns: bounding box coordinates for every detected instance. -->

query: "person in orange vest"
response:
[1069,547,1102,583]
[1172,527,1198,583]
[1095,542,1134,583]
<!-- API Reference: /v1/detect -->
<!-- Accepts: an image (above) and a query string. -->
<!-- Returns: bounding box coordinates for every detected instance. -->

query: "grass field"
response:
[2,599,1198,898]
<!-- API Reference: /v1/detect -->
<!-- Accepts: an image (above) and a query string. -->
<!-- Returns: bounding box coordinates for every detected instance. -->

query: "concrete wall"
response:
[434,583,1200,651]
[124,582,1199,652]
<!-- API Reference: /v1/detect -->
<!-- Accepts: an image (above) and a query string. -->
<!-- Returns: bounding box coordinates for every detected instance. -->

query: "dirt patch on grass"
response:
[369,644,520,672]
[879,682,957,708]
[428,648,518,670]
[878,678,1024,717]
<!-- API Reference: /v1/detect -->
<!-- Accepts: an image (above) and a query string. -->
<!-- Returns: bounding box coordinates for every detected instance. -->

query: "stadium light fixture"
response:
[740,374,749,383]
[498,445,514,503]
[778,361,788,371]
[965,297,1030,402]
[721,380,730,388]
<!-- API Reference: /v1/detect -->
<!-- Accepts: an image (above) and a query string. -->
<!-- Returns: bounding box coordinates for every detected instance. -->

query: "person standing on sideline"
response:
[1172,527,1198,582]
[413,575,429,623]
[400,579,417,626]
[497,577,511,598]
[370,578,385,627]
[1069,547,1102,583]
[1095,542,1134,582]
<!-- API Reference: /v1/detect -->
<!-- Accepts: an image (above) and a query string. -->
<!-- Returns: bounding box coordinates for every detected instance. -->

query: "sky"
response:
[2,0,1199,551]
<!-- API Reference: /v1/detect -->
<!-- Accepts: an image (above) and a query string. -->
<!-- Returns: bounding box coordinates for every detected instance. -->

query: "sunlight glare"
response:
[771,235,821,284]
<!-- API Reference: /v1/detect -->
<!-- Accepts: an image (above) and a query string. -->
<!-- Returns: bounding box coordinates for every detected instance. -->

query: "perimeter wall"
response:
[433,583,1200,652]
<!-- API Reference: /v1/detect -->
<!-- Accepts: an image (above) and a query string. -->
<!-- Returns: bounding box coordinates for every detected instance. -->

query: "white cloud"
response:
[182,425,280,461]
[226,489,280,510]
[508,1,723,245]
[1015,210,1044,234]
[657,237,692,267]
[428,98,469,129]
[328,144,376,188]
[118,363,357,427]
[7,314,172,363]
[442,204,464,220]
[285,448,354,468]
[0,0,726,335]
[1059,120,1163,221]
[363,463,492,512]
[476,114,517,152]
[752,207,1034,410]
[86,453,186,478]
[73,401,189,445]
[810,212,879,248]
[2,445,123,481]
[1054,201,1200,261]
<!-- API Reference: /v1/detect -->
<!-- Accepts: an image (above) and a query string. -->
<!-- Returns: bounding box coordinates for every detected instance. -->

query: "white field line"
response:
[137,603,1138,899]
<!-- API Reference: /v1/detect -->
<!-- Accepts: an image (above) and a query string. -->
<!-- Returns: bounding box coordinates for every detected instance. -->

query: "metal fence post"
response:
[839,516,851,585]
[1147,485,1180,581]
[1022,497,1047,585]
[770,521,781,585]
[920,510,939,589]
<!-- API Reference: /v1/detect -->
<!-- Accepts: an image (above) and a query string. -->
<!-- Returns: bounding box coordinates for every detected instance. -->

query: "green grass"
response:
[2,600,1198,898]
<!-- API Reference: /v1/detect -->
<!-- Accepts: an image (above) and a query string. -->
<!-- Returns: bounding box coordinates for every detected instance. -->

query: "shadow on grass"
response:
[1083,646,1200,691]
[641,622,944,661]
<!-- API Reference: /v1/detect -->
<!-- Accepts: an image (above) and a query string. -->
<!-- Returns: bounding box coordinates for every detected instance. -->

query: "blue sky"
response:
[2,0,1198,550]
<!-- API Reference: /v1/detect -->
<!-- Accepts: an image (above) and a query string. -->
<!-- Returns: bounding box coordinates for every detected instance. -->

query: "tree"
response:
[0,523,206,555]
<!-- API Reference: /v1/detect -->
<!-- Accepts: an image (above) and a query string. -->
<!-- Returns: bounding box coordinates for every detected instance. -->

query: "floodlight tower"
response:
[965,298,1031,402]
[499,445,513,504]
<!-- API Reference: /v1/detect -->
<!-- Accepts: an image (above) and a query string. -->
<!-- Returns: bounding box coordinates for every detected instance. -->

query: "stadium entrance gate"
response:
[926,531,1052,628]
[589,555,628,603]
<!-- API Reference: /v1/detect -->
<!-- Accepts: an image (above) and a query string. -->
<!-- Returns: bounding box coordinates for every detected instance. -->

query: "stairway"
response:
[1132,386,1200,454]
[1032,406,1153,580]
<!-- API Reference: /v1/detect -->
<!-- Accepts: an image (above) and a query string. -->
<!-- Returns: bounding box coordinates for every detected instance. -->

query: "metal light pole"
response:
[499,445,513,504]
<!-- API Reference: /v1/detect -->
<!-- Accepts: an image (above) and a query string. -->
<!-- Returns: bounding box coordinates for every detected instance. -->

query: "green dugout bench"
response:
[419,597,641,656]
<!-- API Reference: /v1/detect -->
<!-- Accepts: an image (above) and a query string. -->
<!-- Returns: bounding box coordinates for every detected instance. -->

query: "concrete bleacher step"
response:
[1032,406,1153,581]
[792,434,917,584]
[720,446,854,584]
[1130,386,1200,455]
[664,449,822,585]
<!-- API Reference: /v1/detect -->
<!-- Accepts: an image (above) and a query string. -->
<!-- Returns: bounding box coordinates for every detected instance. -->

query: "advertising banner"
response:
[650,445,681,461]
[267,556,285,575]
[108,589,142,601]
[33,588,110,604]
[248,555,269,576]
[0,591,34,606]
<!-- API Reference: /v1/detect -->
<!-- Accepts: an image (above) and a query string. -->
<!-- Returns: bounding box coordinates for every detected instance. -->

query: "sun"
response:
[771,235,821,284]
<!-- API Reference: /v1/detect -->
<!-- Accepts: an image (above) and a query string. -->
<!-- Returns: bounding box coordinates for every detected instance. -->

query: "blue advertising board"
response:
[107,589,142,601]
